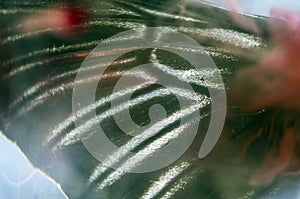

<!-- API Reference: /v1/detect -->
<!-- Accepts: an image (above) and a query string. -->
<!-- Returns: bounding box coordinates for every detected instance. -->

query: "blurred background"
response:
[1,0,300,199]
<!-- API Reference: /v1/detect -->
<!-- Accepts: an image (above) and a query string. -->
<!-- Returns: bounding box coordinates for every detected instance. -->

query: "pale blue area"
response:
[198,0,300,16]
[0,132,67,199]
[239,0,300,16]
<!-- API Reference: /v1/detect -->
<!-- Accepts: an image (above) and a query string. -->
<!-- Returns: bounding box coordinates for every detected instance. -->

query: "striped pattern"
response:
[1,0,292,199]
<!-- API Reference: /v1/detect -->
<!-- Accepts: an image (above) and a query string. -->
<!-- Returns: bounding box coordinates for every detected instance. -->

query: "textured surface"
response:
[1,0,300,198]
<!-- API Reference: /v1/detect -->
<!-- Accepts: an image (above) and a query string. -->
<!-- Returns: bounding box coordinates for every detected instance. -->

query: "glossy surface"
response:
[1,0,300,199]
